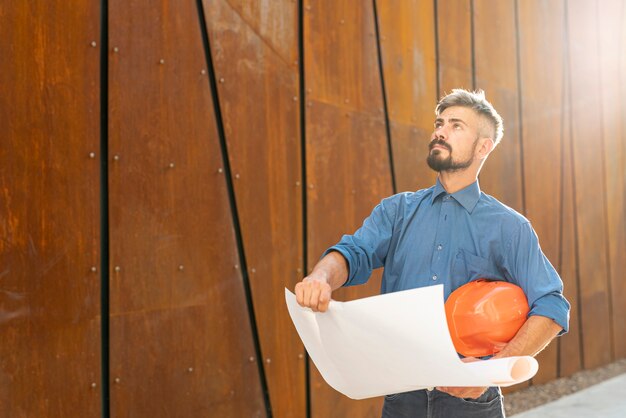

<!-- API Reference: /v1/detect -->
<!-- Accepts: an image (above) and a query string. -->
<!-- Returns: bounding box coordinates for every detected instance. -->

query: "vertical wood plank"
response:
[559,60,583,377]
[377,0,438,193]
[567,0,613,369]
[202,1,306,416]
[517,0,566,384]
[436,0,473,93]
[0,3,101,417]
[305,0,392,416]
[473,0,524,213]
[108,1,265,416]
[598,0,626,360]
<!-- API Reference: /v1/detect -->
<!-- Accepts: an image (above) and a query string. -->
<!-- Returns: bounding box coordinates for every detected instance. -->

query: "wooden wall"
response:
[0,1,624,417]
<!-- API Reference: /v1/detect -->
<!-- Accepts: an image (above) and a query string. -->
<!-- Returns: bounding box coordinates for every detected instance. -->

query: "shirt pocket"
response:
[451,250,504,291]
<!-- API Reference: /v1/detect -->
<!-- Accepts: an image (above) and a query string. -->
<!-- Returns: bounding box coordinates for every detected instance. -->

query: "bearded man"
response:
[294,89,570,418]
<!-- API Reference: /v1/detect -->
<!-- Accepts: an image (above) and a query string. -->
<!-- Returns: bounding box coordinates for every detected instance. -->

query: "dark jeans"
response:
[381,387,505,418]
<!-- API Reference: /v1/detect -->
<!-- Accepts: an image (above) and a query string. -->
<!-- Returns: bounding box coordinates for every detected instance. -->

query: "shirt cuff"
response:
[528,293,570,335]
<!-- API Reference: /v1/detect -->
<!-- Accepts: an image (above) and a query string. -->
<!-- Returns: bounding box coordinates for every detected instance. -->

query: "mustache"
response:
[429,138,451,152]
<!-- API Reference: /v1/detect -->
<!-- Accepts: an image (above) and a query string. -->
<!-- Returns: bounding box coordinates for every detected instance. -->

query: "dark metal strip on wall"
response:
[372,0,397,195]
[470,0,476,90]
[194,1,272,416]
[434,0,440,97]
[297,1,311,417]
[99,0,111,416]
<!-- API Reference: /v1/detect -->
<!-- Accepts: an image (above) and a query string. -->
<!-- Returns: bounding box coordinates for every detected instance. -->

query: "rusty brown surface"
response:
[515,0,563,384]
[436,0,473,93]
[304,1,392,416]
[566,0,612,370]
[0,2,101,417]
[376,0,438,193]
[202,0,306,417]
[558,63,583,378]
[107,0,265,416]
[473,0,524,213]
[598,0,626,361]
[2,1,625,415]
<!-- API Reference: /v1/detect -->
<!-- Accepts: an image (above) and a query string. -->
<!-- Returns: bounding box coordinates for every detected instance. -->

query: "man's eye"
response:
[453,124,462,129]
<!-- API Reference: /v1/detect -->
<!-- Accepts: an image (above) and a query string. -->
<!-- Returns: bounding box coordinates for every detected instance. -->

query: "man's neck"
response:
[438,170,478,194]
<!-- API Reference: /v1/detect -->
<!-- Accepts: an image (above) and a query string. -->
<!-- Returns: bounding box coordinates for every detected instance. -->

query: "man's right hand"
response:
[294,272,333,313]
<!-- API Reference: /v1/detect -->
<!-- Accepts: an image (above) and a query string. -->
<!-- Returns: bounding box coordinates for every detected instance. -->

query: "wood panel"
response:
[517,0,565,385]
[108,1,265,416]
[436,0,473,93]
[473,0,523,213]
[376,0,438,193]
[305,0,393,416]
[0,2,101,417]
[201,1,305,417]
[567,0,613,369]
[558,61,583,377]
[620,0,626,359]
[598,0,626,360]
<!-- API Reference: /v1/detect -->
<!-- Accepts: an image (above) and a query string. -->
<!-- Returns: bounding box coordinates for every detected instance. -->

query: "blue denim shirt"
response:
[324,179,570,333]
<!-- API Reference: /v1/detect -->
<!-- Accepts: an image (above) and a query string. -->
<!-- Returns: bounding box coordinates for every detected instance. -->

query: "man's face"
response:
[427,106,482,172]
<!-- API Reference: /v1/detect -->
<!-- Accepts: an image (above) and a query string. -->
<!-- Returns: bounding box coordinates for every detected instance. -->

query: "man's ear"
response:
[476,137,495,159]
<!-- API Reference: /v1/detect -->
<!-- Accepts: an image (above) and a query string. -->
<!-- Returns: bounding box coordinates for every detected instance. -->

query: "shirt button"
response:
[432,275,438,281]
[437,245,443,251]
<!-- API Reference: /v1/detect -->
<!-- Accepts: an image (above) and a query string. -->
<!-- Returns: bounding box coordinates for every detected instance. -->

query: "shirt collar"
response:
[430,178,481,213]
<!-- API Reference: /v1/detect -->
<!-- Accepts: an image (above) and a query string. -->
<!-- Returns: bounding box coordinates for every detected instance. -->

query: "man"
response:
[295,89,570,417]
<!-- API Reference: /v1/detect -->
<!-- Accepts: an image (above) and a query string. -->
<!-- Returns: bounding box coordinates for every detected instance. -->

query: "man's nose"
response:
[434,127,447,141]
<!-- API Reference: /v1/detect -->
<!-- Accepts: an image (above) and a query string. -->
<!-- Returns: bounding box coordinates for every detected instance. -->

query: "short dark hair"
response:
[435,89,504,145]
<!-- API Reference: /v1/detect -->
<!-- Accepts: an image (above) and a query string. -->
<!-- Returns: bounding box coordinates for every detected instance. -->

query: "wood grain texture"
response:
[436,0,473,93]
[566,0,613,369]
[598,0,626,360]
[376,0,438,193]
[558,62,583,377]
[108,0,265,416]
[473,0,523,213]
[202,1,306,416]
[0,2,101,417]
[620,0,626,361]
[517,0,565,384]
[305,1,392,416]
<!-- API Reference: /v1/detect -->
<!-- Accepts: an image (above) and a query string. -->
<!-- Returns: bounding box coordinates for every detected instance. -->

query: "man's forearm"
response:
[309,251,349,291]
[295,251,349,312]
[493,315,562,359]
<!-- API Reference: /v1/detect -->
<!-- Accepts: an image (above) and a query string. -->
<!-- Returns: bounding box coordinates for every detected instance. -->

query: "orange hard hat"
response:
[445,279,529,357]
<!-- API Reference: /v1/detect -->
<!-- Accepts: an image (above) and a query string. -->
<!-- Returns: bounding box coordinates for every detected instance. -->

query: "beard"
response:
[426,138,477,172]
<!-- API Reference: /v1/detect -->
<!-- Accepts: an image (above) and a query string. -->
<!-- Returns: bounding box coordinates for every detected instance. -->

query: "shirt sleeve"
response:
[503,222,571,334]
[322,196,396,287]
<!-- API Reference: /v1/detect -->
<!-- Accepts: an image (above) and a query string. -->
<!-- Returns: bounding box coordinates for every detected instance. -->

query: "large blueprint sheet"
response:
[285,285,538,399]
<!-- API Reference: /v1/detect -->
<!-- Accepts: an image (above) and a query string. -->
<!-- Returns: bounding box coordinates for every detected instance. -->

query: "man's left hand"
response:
[436,386,488,399]
[436,356,487,399]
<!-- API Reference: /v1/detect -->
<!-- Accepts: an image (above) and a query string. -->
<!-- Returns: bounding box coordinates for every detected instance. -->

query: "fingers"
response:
[294,277,332,312]
[295,281,305,306]
[318,287,332,311]
[436,386,487,399]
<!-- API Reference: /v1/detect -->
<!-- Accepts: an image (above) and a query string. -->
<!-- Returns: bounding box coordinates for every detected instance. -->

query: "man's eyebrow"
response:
[434,117,468,125]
